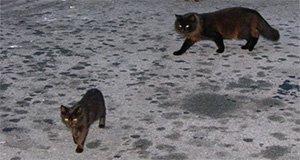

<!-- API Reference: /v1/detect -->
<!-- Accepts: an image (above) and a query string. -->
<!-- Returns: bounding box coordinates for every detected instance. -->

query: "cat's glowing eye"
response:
[64,118,69,122]
[186,25,190,29]
[179,25,182,28]
[73,118,78,122]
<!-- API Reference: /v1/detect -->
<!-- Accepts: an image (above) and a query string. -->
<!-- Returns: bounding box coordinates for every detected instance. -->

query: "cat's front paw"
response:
[173,51,184,56]
[216,48,224,53]
[99,124,105,128]
[76,147,83,153]
[241,45,248,50]
[248,47,254,51]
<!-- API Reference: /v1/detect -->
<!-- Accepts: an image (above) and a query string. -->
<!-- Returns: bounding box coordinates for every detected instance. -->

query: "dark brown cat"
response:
[60,88,106,153]
[174,7,280,55]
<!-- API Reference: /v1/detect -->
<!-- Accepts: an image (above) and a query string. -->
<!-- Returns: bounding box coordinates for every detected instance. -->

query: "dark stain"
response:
[42,100,58,105]
[261,145,290,159]
[14,109,28,114]
[270,132,287,141]
[131,135,141,139]
[0,106,12,112]
[256,98,284,108]
[0,83,11,91]
[279,82,297,90]
[9,119,21,123]
[165,132,181,141]
[71,65,85,70]
[198,82,221,92]
[196,68,211,74]
[292,128,300,133]
[33,30,45,35]
[33,51,45,56]
[2,127,18,132]
[10,157,21,160]
[1,114,9,118]
[70,28,83,34]
[37,145,51,150]
[86,140,101,149]
[216,151,230,158]
[43,119,54,125]
[155,87,170,94]
[2,127,30,134]
[59,72,77,78]
[158,101,177,108]
[156,127,165,131]
[295,119,300,125]
[48,132,59,141]
[16,101,30,107]
[161,82,175,87]
[257,71,266,77]
[152,153,188,160]
[221,144,234,148]
[181,93,238,118]
[226,77,272,91]
[277,80,299,98]
[267,115,285,123]
[156,144,176,152]
[243,138,254,142]
[54,46,73,56]
[113,154,121,158]
[44,85,53,89]
[161,112,181,120]
[159,48,167,52]
[133,139,153,150]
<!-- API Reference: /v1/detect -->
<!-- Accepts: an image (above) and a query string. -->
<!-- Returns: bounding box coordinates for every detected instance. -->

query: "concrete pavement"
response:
[0,0,299,159]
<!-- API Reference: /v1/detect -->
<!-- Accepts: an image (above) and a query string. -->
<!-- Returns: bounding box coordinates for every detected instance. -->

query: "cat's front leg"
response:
[72,128,79,144]
[174,39,195,55]
[75,128,89,153]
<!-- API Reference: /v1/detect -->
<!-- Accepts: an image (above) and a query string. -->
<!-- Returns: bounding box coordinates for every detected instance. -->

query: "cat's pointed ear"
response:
[74,105,82,115]
[60,105,68,113]
[187,14,196,22]
[175,14,183,20]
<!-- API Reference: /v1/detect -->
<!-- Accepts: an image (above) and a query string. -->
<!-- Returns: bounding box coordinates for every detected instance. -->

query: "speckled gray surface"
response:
[0,0,299,160]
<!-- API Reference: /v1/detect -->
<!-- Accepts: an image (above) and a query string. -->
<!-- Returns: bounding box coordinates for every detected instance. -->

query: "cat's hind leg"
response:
[247,37,258,51]
[99,115,106,128]
[241,37,258,51]
[213,33,225,53]
[241,40,250,50]
[247,25,259,51]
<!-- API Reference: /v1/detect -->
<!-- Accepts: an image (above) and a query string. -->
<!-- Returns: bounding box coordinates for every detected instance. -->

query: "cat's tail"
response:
[256,13,280,41]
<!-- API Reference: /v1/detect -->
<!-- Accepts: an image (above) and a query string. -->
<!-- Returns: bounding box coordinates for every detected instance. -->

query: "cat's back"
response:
[85,88,103,97]
[211,7,258,17]
[82,88,103,98]
[79,88,105,108]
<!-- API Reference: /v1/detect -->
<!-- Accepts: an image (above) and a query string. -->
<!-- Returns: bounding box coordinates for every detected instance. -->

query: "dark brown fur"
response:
[174,7,280,55]
[60,88,106,153]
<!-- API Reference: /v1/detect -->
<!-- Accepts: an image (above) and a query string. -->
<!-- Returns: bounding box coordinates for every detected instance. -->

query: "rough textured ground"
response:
[0,0,299,160]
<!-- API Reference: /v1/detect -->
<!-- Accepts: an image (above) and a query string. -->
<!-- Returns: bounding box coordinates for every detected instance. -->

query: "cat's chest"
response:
[184,34,210,41]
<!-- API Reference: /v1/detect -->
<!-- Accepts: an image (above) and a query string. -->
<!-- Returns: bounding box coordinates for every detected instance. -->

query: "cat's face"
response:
[175,14,197,34]
[60,105,83,127]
